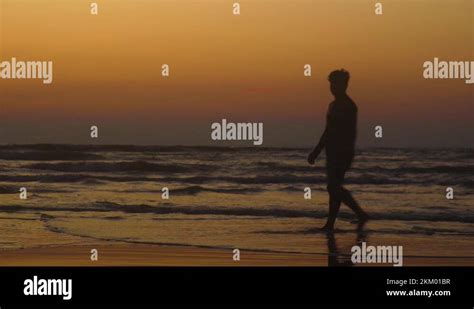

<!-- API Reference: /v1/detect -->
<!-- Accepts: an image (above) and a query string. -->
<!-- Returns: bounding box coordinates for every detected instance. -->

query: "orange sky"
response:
[0,0,473,146]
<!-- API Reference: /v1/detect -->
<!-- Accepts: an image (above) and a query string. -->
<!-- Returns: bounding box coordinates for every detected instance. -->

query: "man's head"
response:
[328,69,350,97]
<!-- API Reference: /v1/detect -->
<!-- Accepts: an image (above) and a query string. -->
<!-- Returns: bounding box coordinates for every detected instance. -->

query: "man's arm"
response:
[308,103,333,165]
[312,128,327,156]
[307,128,326,165]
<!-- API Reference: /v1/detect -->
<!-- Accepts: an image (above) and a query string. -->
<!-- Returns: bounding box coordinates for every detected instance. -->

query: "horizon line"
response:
[0,143,472,151]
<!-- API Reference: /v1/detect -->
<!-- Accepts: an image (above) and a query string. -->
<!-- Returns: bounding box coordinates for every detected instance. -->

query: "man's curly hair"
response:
[328,69,350,85]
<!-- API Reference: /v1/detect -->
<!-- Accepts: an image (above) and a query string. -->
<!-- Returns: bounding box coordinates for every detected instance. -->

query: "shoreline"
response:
[0,242,472,267]
[0,242,326,266]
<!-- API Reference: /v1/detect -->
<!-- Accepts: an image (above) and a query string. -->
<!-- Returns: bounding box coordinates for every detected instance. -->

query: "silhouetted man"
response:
[308,69,368,231]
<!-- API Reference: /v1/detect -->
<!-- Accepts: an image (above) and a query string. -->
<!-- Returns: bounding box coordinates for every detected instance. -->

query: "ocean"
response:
[0,145,473,260]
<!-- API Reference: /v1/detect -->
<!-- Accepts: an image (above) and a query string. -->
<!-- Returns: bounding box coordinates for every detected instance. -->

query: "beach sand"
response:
[1,213,473,266]
[1,210,473,267]
[0,242,325,266]
[0,241,472,266]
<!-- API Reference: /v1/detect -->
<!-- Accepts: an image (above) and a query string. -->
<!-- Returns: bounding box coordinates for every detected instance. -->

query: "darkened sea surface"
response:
[0,145,473,259]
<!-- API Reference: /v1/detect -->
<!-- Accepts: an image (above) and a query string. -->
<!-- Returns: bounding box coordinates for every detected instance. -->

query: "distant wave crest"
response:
[1,173,473,188]
[3,202,472,224]
[25,161,214,173]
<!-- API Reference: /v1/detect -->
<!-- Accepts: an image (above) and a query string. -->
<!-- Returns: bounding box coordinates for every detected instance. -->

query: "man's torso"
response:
[325,96,357,167]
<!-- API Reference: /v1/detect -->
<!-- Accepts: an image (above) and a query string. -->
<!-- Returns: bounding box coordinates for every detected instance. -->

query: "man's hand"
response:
[307,151,317,165]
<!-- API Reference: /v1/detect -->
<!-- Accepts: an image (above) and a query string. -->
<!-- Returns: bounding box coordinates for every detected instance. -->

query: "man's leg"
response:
[340,187,366,217]
[338,167,369,226]
[322,166,344,230]
[322,190,341,230]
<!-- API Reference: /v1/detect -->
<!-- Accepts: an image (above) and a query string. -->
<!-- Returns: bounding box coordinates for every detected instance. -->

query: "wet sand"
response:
[0,242,472,266]
[0,242,325,266]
